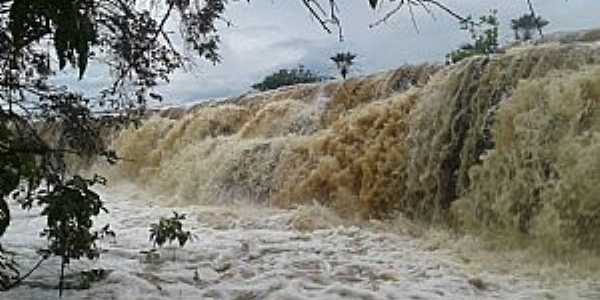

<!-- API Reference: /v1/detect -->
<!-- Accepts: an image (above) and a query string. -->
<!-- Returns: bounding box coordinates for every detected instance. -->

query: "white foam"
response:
[2,183,598,299]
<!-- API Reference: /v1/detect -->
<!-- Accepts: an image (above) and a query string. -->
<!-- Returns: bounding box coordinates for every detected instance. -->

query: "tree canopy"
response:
[446,11,499,64]
[252,65,330,91]
[331,52,357,79]
[0,0,229,291]
[511,13,550,41]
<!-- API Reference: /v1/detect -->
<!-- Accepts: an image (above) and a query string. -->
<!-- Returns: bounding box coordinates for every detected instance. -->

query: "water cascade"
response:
[107,41,600,252]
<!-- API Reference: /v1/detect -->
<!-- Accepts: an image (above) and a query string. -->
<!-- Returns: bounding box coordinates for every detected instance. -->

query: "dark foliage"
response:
[252,65,330,91]
[511,13,549,41]
[149,212,192,249]
[0,245,18,290]
[0,0,228,292]
[331,52,357,79]
[34,175,113,296]
[446,11,499,64]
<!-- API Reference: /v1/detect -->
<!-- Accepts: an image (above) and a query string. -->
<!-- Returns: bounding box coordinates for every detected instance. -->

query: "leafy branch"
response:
[149,211,193,250]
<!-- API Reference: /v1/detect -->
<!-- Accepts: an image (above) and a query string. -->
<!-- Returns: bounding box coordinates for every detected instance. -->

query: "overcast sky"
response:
[54,0,600,104]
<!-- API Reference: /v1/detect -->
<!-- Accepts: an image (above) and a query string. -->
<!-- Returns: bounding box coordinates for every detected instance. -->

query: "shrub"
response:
[446,10,499,64]
[149,212,193,249]
[32,175,113,297]
[252,65,329,91]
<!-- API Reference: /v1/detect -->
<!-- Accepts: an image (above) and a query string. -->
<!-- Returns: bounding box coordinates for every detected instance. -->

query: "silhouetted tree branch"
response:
[309,0,541,37]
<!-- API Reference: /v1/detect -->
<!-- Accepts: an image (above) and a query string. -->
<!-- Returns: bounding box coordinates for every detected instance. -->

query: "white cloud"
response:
[54,0,600,103]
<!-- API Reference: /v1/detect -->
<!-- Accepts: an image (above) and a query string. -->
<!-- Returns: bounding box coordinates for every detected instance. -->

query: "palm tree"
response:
[331,52,357,79]
[511,14,549,41]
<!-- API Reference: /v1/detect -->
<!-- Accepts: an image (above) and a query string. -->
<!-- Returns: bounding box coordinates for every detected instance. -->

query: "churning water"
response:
[6,37,600,299]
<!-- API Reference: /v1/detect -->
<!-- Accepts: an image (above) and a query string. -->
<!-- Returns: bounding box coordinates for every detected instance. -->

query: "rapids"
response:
[3,184,599,299]
[9,34,600,299]
[110,39,600,250]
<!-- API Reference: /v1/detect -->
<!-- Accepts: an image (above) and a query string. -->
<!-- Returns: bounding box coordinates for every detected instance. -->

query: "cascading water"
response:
[108,41,600,252]
[6,38,600,299]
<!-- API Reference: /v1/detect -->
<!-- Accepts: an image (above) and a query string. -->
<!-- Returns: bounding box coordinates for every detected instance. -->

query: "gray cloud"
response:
[53,0,600,104]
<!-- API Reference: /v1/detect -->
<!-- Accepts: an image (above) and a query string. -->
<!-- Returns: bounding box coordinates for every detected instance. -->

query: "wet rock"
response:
[468,277,487,290]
